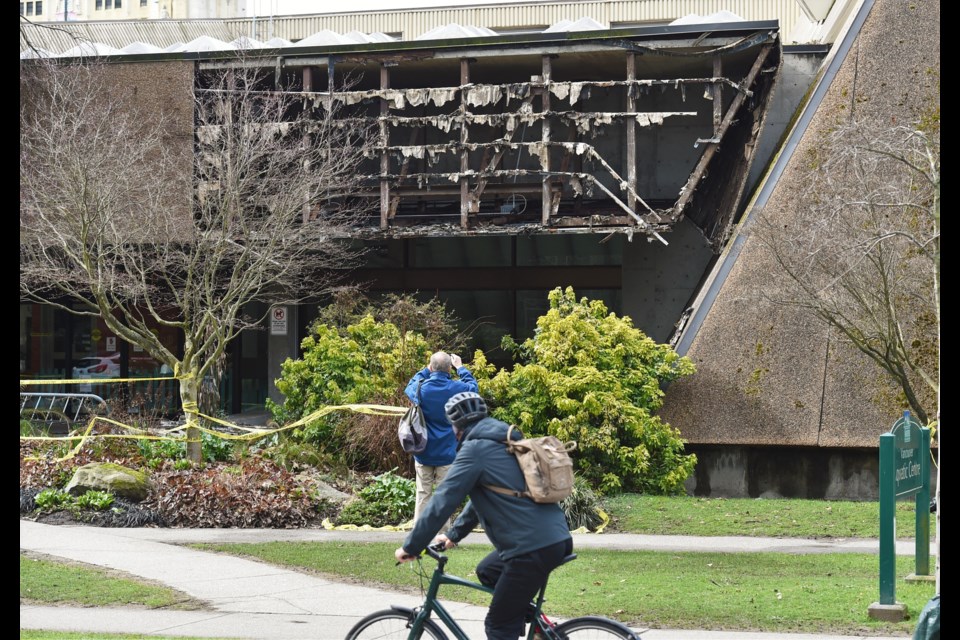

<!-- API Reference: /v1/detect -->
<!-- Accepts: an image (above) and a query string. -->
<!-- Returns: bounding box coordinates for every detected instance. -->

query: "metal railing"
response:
[20,392,109,424]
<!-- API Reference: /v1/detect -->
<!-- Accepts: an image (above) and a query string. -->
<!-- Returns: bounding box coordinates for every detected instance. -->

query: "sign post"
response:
[868,411,931,621]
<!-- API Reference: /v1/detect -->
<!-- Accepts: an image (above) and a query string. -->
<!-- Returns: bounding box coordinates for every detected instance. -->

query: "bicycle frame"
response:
[404,545,565,640]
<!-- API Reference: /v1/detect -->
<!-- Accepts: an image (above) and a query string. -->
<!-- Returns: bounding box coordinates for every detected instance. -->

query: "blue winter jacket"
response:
[402,416,572,561]
[404,366,478,467]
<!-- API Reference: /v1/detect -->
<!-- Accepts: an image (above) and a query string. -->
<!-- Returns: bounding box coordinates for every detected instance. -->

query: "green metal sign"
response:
[891,413,924,497]
[875,411,931,609]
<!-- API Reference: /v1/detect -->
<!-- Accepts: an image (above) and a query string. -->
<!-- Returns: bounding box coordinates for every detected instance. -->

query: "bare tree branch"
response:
[753,120,939,425]
[21,57,376,461]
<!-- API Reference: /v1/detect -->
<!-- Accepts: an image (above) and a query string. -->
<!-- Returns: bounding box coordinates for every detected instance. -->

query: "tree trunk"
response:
[179,374,203,463]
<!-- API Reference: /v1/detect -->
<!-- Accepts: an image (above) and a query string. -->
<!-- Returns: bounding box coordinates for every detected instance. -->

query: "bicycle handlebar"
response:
[397,541,449,566]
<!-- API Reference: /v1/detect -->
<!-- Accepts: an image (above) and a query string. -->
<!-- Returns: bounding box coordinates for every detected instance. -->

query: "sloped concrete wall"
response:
[659,0,940,498]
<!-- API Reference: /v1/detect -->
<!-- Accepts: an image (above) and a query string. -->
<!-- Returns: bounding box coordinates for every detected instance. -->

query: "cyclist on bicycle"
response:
[395,391,573,640]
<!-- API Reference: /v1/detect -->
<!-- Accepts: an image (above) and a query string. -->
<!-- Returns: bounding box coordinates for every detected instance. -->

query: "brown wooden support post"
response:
[302,67,314,223]
[380,64,390,230]
[303,67,313,93]
[460,59,471,228]
[713,56,723,133]
[541,55,552,224]
[626,52,637,212]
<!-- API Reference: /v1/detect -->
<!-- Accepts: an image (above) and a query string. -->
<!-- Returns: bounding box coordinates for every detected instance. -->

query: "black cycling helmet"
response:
[444,392,488,431]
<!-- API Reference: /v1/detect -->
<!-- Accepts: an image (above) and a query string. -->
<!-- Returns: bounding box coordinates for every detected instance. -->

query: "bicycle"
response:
[345,543,642,640]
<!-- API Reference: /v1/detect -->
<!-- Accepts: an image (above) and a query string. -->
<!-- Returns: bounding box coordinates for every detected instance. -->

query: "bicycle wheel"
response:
[552,615,641,640]
[345,608,448,640]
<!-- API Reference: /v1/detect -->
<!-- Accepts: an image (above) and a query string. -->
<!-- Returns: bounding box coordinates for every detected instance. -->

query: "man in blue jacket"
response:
[395,392,573,640]
[404,351,478,523]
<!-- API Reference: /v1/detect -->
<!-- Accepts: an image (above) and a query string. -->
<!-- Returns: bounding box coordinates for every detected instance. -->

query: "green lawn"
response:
[603,494,931,539]
[21,494,937,638]
[20,552,204,610]
[197,540,935,637]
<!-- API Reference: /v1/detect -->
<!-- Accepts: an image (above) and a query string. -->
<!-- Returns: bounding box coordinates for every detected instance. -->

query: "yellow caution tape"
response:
[320,517,412,532]
[20,398,409,462]
[20,376,178,385]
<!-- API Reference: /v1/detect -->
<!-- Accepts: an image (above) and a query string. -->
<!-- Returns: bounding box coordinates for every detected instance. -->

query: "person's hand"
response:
[395,547,417,563]
[432,534,456,550]
[450,354,463,369]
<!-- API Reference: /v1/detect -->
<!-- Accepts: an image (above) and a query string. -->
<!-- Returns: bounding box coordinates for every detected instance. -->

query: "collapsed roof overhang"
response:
[199,21,782,249]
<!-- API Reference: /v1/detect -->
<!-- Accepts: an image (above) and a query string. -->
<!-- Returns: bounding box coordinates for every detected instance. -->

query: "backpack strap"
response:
[483,484,529,499]
[482,425,529,499]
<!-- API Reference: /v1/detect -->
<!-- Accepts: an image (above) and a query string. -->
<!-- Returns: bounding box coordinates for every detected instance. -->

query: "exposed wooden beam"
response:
[379,64,390,230]
[671,44,774,220]
[460,58,471,229]
[541,54,552,224]
[626,51,637,212]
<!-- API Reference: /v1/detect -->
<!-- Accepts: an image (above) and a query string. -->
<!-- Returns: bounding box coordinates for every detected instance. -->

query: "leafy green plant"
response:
[20,419,51,437]
[560,476,605,531]
[201,431,234,462]
[34,488,72,511]
[335,469,414,527]
[75,490,114,511]
[257,437,329,471]
[172,459,192,471]
[476,287,697,495]
[137,437,186,462]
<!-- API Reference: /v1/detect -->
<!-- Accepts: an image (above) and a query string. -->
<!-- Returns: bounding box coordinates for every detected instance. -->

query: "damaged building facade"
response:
[24,1,937,500]
[312,20,785,351]
[22,17,795,410]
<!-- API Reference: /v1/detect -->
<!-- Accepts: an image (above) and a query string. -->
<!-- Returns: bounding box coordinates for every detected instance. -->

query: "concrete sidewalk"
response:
[19,520,913,640]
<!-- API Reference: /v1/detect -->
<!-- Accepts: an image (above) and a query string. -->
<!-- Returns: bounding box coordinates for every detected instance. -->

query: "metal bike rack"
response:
[20,392,109,424]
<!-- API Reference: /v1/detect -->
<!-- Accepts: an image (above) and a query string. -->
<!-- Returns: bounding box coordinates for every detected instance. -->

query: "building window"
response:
[105,0,112,9]
[95,0,102,9]
[115,0,121,7]
[36,0,42,14]
[140,0,146,5]
[26,1,34,15]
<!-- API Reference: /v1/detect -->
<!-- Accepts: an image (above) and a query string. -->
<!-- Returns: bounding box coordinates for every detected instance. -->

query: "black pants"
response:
[475,538,573,640]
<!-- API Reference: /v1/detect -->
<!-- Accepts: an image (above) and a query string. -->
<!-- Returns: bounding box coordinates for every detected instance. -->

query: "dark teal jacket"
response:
[404,367,478,466]
[402,416,572,560]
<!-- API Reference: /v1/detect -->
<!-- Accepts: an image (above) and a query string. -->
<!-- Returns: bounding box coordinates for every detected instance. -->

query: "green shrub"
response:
[20,419,49,437]
[476,286,697,495]
[201,431,234,462]
[336,469,414,527]
[34,489,72,511]
[172,459,192,471]
[257,438,329,471]
[560,476,605,531]
[267,292,467,472]
[138,437,186,462]
[135,432,234,466]
[75,490,114,510]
